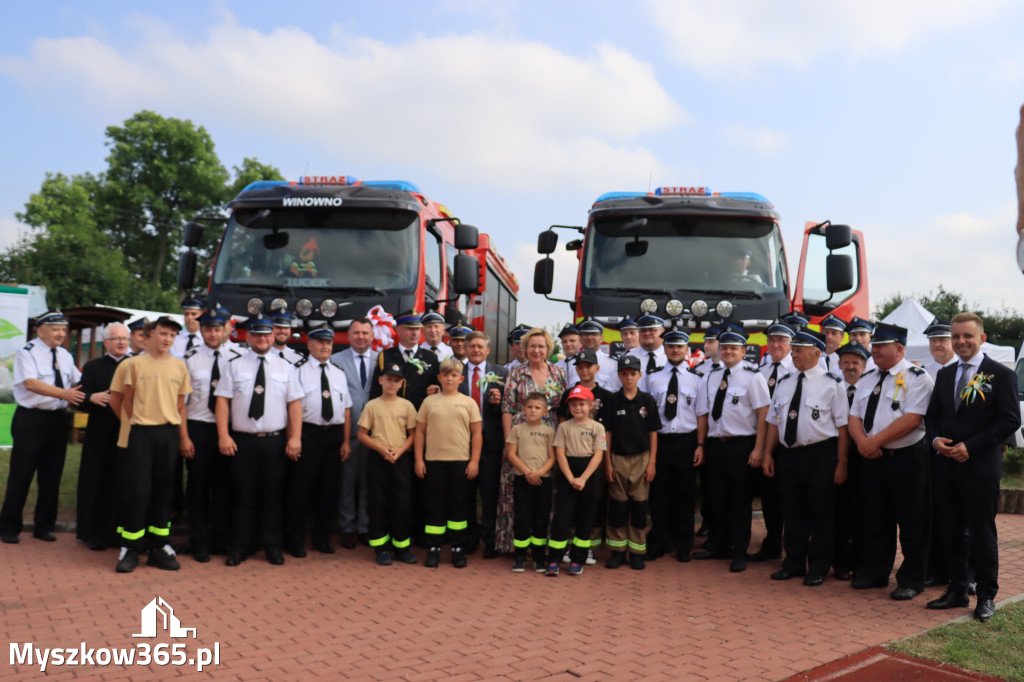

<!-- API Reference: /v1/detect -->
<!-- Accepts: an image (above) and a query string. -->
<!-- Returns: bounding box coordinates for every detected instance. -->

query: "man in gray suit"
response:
[460,331,508,557]
[332,318,378,549]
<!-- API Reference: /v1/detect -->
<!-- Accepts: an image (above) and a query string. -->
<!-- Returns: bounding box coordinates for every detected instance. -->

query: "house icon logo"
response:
[132,597,197,639]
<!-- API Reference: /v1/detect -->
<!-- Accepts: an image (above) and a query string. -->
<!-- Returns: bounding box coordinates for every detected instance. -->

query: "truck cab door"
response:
[791,222,869,323]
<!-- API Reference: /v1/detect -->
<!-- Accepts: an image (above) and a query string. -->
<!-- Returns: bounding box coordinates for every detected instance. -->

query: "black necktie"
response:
[768,362,780,397]
[186,334,196,351]
[430,346,438,354]
[208,350,220,413]
[647,352,657,375]
[51,348,63,388]
[405,349,413,360]
[665,367,678,420]
[846,385,856,407]
[784,372,805,447]
[825,355,830,371]
[249,357,265,420]
[862,370,889,433]
[321,363,334,422]
[711,368,731,421]
[359,354,367,389]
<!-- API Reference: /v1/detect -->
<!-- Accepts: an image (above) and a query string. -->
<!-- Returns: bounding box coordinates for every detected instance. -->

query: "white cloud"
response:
[0,218,27,250]
[505,240,580,330]
[723,124,789,155]
[646,0,1011,78]
[864,204,1022,315]
[0,17,686,193]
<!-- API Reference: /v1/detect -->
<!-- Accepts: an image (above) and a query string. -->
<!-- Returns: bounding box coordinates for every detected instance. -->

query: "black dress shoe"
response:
[1,534,19,544]
[692,550,728,560]
[923,574,948,588]
[87,541,107,551]
[771,569,805,581]
[193,551,211,563]
[676,552,692,563]
[890,586,921,601]
[833,569,851,581]
[974,598,995,622]
[266,550,285,565]
[967,582,977,596]
[730,557,747,573]
[926,591,970,610]
[33,531,57,542]
[482,545,499,559]
[747,548,781,562]
[696,523,709,538]
[315,542,335,555]
[803,575,825,587]
[225,552,243,567]
[339,532,357,549]
[851,576,888,590]
[287,546,307,558]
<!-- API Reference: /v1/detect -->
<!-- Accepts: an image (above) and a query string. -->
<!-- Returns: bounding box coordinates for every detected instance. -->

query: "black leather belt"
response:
[880,441,922,457]
[235,430,284,438]
[303,423,342,431]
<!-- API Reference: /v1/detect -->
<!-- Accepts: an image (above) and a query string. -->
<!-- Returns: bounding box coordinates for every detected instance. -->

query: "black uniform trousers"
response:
[548,457,600,564]
[704,435,756,560]
[423,460,471,547]
[286,424,344,550]
[857,439,930,590]
[186,420,231,553]
[0,407,70,537]
[775,439,837,578]
[933,465,999,600]
[749,466,782,554]
[832,452,862,576]
[367,451,413,549]
[118,424,180,550]
[230,431,286,554]
[512,475,552,555]
[648,431,697,557]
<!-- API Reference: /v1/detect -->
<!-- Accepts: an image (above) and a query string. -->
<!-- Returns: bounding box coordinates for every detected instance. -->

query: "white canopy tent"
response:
[879,299,1015,368]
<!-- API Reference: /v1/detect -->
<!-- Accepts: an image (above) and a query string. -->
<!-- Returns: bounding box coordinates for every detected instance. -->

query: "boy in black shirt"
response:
[599,355,662,570]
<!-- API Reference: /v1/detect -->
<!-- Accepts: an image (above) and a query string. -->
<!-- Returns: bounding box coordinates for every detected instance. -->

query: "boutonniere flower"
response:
[892,373,906,402]
[477,372,505,390]
[960,372,994,405]
[407,357,428,375]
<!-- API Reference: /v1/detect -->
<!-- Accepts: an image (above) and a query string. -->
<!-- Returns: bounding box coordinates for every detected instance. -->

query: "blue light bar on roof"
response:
[361,180,422,193]
[718,192,771,203]
[593,191,648,204]
[241,180,290,192]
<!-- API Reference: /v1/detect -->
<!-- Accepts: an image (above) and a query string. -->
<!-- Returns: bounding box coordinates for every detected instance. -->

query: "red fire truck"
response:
[534,186,869,355]
[178,176,519,363]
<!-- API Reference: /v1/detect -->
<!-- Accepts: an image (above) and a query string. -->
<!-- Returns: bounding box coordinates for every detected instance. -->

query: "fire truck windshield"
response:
[582,215,787,296]
[212,207,420,291]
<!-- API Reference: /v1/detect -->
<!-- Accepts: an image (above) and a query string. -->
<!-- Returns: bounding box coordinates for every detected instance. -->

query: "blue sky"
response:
[1,1,1022,330]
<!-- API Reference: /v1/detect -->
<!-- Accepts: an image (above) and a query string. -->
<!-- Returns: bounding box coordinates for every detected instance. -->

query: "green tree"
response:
[227,157,285,200]
[101,110,229,291]
[0,173,137,309]
[874,286,1024,350]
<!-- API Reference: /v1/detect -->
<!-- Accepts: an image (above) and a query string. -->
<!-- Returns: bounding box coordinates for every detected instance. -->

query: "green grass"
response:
[890,601,1024,681]
[1003,473,1024,489]
[0,443,81,524]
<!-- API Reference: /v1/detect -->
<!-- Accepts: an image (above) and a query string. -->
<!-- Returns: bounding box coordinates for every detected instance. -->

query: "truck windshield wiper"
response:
[711,289,764,299]
[590,287,675,298]
[335,286,387,296]
[230,282,292,292]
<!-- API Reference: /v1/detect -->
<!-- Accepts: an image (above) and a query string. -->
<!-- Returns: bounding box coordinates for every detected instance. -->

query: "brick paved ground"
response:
[3,514,1023,681]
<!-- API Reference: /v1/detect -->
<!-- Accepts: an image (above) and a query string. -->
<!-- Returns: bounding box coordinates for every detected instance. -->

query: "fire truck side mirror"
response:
[825,254,854,293]
[454,224,479,250]
[534,258,554,295]
[182,222,204,247]
[826,224,852,250]
[177,251,197,289]
[537,230,558,254]
[565,239,583,251]
[453,253,481,295]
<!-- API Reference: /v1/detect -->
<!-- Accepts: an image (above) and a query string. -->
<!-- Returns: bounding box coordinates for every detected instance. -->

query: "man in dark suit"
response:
[332,318,379,549]
[369,311,439,407]
[459,331,508,557]
[924,312,1020,621]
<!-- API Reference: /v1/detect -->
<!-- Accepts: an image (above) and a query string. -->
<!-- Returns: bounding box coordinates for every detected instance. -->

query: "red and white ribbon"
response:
[366,305,397,351]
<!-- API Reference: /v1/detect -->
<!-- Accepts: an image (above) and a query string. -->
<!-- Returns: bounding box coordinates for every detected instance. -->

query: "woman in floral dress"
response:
[496,328,568,553]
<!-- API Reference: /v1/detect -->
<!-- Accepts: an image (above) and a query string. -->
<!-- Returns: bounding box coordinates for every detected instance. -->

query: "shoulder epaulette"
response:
[687,367,704,378]
[743,365,759,373]
[826,372,842,383]
[294,356,309,368]
[228,348,243,359]
[330,360,345,372]
[184,348,198,360]
[777,372,792,383]
[23,341,34,350]
[909,365,926,375]
[229,353,244,362]
[861,368,875,378]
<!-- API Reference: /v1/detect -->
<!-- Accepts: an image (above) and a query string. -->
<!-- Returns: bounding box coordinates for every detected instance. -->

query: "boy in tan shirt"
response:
[506,392,556,573]
[415,358,482,568]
